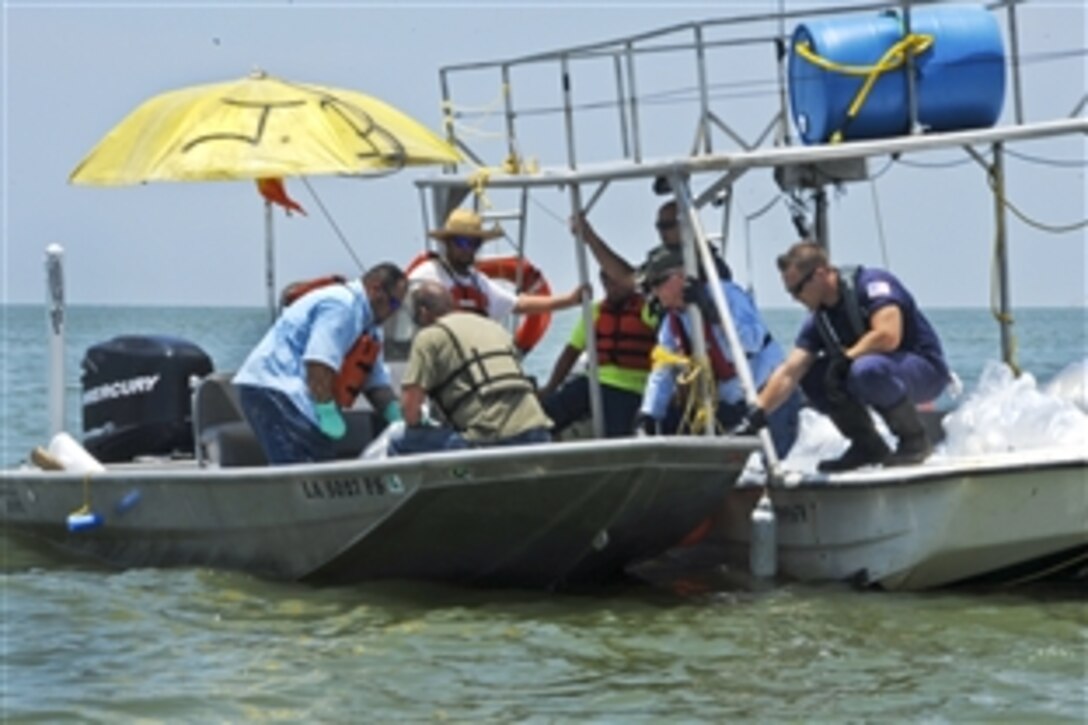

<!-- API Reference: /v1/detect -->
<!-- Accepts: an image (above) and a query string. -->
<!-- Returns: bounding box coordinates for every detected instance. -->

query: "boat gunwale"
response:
[754,447,1088,491]
[2,434,760,482]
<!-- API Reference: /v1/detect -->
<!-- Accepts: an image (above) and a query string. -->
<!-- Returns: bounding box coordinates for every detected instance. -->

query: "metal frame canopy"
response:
[413,0,1087,452]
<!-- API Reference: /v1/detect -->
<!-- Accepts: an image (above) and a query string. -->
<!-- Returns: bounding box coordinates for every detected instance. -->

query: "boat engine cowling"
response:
[81,335,213,462]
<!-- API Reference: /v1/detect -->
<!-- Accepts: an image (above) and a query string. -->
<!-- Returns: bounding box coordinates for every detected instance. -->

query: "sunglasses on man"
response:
[450,235,483,251]
[381,282,402,312]
[788,266,818,298]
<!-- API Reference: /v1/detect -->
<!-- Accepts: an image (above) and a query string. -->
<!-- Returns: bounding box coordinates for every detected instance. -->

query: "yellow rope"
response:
[651,345,720,435]
[444,83,541,213]
[70,473,93,517]
[794,34,934,143]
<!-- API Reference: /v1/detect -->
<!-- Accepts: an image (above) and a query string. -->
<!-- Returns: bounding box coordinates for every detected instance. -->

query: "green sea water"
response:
[2,304,1085,721]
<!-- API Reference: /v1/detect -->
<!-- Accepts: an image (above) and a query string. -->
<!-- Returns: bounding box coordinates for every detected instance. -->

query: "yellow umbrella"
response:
[70,69,460,183]
[70,69,461,315]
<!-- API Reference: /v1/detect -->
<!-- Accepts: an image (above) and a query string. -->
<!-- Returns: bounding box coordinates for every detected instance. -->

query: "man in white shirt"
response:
[409,207,584,323]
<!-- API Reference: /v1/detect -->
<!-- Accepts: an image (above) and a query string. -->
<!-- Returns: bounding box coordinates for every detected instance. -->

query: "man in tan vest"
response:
[389,281,553,455]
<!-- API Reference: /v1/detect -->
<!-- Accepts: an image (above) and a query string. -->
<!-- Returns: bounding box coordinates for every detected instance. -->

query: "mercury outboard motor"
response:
[81,335,213,462]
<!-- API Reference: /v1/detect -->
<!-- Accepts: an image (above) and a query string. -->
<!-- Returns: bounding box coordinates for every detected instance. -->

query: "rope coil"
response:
[651,345,720,435]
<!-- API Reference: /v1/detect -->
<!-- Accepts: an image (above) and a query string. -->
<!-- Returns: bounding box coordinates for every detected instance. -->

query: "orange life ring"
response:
[405,252,552,355]
[476,256,552,354]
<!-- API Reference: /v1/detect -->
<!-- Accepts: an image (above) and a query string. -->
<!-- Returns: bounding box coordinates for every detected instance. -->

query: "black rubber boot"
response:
[817,400,891,473]
[878,398,932,467]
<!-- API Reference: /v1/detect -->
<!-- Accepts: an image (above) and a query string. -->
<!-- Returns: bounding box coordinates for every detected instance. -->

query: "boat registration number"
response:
[301,477,389,500]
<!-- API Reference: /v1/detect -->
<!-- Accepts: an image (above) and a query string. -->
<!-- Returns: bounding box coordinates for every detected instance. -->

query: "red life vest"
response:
[280,275,382,407]
[594,294,656,371]
[432,254,490,316]
[667,312,736,381]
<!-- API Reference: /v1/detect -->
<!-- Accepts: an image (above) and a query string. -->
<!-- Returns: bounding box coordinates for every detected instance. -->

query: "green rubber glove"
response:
[313,401,346,440]
[383,400,404,424]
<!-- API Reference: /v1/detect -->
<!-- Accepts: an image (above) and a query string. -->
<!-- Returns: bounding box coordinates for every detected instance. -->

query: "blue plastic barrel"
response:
[789,4,1006,144]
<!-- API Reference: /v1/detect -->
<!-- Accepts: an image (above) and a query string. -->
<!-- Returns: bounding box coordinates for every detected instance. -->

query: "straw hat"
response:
[428,208,504,242]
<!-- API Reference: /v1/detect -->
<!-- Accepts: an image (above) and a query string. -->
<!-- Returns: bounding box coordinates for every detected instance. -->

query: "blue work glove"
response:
[731,404,767,436]
[383,400,404,424]
[313,400,347,440]
[824,354,853,405]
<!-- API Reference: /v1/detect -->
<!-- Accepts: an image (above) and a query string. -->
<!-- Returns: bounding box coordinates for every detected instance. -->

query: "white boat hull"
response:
[1,436,757,589]
[712,449,1087,590]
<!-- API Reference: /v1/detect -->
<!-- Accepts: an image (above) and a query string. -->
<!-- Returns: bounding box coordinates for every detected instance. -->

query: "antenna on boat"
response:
[45,244,66,438]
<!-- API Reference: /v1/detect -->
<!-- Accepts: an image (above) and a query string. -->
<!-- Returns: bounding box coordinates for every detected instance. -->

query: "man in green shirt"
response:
[540,269,658,438]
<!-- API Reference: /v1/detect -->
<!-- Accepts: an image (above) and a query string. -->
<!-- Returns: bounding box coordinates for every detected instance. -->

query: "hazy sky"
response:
[3,1,1086,311]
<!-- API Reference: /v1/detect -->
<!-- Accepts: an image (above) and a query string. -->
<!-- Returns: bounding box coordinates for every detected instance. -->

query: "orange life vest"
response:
[405,252,553,355]
[594,294,655,370]
[280,275,382,407]
[422,253,490,315]
[667,312,736,381]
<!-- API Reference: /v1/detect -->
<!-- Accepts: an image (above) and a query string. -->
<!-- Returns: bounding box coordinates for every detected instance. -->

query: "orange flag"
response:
[256,177,306,216]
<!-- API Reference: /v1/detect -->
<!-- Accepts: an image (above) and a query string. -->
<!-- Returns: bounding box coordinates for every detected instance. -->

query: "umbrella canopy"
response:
[70,70,460,184]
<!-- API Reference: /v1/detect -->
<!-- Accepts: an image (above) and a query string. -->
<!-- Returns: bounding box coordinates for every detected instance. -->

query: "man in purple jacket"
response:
[736,241,950,472]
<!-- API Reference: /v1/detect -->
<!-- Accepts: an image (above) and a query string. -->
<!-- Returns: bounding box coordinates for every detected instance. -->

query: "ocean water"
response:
[2,304,1086,721]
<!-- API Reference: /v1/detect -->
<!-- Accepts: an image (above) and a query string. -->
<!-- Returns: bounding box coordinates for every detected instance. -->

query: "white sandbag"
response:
[47,432,106,473]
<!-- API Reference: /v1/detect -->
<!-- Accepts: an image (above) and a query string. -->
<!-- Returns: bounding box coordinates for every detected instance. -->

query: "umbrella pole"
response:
[264,200,276,322]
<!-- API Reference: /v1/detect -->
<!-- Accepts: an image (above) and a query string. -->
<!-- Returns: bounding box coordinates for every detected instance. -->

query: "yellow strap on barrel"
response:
[794,33,935,143]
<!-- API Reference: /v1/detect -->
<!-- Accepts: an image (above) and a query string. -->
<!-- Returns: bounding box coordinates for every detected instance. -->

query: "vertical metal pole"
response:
[814,188,829,250]
[510,187,531,339]
[775,0,792,146]
[671,175,714,438]
[439,69,457,159]
[1006,1,1026,125]
[992,142,1017,370]
[561,54,604,438]
[694,24,712,154]
[718,188,732,256]
[625,42,643,164]
[902,2,921,134]
[501,64,520,167]
[45,244,66,437]
[264,201,276,322]
[674,180,781,468]
[612,54,632,159]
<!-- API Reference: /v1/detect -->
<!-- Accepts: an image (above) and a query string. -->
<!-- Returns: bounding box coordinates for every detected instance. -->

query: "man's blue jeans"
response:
[237,384,335,464]
[387,424,550,456]
[542,375,643,438]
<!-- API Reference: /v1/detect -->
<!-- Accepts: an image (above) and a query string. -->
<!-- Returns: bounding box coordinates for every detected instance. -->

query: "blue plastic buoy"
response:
[67,511,103,532]
[115,490,142,514]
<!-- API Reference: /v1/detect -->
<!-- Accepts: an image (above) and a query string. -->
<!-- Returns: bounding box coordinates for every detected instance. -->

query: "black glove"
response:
[731,404,767,436]
[633,414,659,437]
[824,354,853,405]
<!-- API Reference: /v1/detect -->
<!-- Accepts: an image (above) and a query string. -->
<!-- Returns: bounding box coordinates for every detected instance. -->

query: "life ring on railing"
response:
[405,252,552,355]
[476,256,552,355]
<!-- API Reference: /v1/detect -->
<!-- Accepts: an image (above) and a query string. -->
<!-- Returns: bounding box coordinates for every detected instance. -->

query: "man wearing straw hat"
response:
[410,207,584,322]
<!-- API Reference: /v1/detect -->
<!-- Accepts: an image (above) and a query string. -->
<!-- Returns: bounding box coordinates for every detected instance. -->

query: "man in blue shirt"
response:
[737,242,950,471]
[635,246,801,459]
[233,263,407,464]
